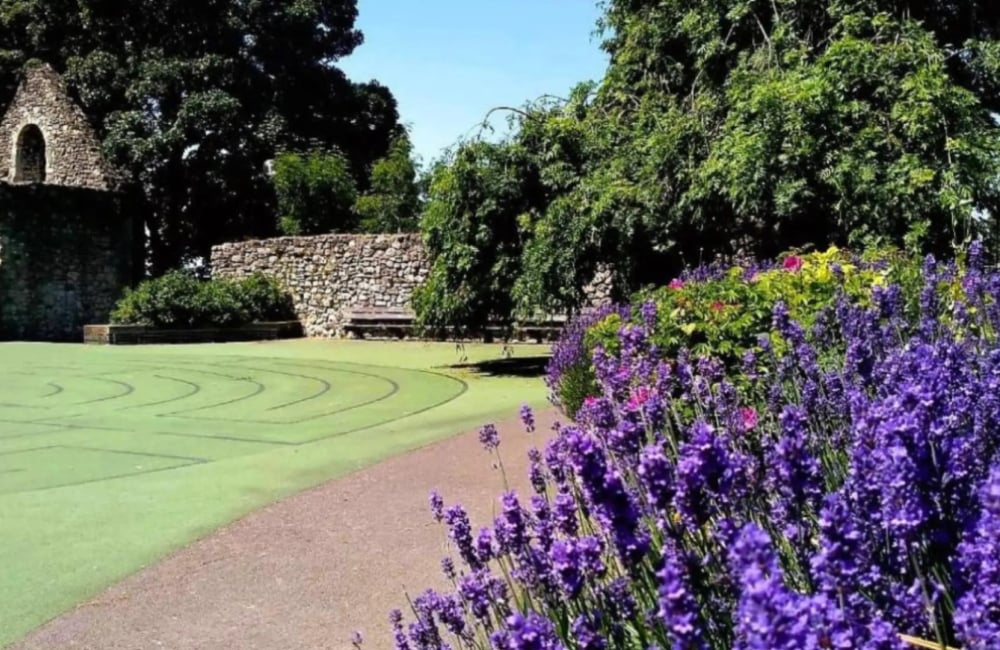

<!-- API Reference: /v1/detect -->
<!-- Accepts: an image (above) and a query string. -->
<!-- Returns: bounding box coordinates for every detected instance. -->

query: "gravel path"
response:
[11,409,560,650]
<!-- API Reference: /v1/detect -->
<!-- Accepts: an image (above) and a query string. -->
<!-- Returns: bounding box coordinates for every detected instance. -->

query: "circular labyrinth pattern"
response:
[0,354,467,494]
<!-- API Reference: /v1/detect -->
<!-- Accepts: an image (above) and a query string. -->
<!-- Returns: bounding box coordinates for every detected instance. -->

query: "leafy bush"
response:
[393,244,1000,649]
[110,271,294,328]
[550,247,924,416]
[236,272,296,322]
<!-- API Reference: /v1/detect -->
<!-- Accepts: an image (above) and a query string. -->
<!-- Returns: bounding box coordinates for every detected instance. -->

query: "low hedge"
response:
[110,271,295,329]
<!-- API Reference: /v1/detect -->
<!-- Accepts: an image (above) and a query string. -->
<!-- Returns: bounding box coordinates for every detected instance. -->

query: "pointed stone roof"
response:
[0,61,118,190]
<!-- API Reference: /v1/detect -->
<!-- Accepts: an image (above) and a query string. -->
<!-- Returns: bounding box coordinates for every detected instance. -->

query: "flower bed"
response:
[383,245,999,649]
[548,247,924,418]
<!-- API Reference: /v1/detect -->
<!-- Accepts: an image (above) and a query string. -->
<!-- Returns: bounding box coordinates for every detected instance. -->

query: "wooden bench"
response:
[342,309,568,342]
[342,308,415,339]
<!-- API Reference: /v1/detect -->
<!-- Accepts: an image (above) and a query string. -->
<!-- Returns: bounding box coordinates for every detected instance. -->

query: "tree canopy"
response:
[274,148,358,236]
[0,0,401,271]
[416,0,1000,333]
[355,130,423,233]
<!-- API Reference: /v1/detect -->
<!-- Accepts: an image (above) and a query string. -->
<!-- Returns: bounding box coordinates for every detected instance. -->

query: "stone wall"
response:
[0,61,116,190]
[0,185,137,341]
[212,233,618,338]
[211,234,429,337]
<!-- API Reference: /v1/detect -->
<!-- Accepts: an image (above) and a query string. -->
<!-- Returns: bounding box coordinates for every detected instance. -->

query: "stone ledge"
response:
[83,321,304,345]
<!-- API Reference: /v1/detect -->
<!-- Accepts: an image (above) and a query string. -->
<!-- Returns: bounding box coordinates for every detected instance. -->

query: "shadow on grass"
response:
[446,355,550,378]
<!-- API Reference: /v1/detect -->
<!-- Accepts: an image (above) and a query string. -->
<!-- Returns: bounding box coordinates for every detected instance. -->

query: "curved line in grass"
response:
[40,383,63,398]
[73,378,135,405]
[118,375,202,410]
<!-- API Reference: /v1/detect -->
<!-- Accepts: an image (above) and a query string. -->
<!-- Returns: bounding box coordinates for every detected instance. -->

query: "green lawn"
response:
[0,339,549,647]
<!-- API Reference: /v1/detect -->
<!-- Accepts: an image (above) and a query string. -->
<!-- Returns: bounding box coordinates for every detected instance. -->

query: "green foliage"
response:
[593,249,912,362]
[412,141,542,336]
[236,273,296,322]
[415,0,1000,333]
[110,271,293,329]
[273,149,358,235]
[556,247,921,414]
[553,362,600,422]
[355,131,422,233]
[0,0,402,271]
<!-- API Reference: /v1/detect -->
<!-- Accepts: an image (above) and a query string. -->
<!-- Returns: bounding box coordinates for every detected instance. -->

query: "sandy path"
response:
[11,409,559,650]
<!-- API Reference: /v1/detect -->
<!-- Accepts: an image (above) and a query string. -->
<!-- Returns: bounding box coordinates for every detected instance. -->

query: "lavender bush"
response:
[545,304,629,415]
[391,246,999,649]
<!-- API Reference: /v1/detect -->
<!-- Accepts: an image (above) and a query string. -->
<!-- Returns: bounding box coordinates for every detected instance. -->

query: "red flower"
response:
[740,407,758,432]
[669,278,685,290]
[627,386,651,410]
[783,255,804,272]
[710,300,725,312]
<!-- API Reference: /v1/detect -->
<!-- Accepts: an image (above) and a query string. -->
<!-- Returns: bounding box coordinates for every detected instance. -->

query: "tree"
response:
[414,0,1000,332]
[355,130,422,232]
[0,0,401,272]
[273,149,358,235]
[412,140,543,337]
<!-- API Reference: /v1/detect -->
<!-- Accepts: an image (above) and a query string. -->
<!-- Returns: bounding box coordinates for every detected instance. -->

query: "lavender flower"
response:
[767,406,822,540]
[476,527,495,564]
[389,610,411,650]
[528,448,547,494]
[495,492,529,555]
[638,442,674,511]
[553,487,579,537]
[444,504,481,570]
[563,427,650,564]
[954,464,1000,648]
[551,536,606,597]
[492,612,564,650]
[658,545,706,650]
[479,423,500,451]
[673,422,742,531]
[458,571,493,622]
[429,490,444,523]
[520,404,536,433]
[571,615,607,650]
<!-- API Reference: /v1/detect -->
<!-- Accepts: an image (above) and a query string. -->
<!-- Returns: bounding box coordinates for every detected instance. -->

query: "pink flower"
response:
[740,407,758,432]
[627,386,651,410]
[710,300,726,312]
[783,255,804,272]
[583,396,599,408]
[669,278,685,290]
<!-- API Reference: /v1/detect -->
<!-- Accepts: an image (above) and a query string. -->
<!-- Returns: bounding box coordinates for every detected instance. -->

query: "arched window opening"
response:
[14,124,46,183]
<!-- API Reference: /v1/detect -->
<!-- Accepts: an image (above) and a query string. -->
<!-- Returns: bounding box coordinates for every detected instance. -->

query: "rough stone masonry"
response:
[211,234,429,337]
[211,233,616,338]
[0,61,118,190]
[0,61,135,341]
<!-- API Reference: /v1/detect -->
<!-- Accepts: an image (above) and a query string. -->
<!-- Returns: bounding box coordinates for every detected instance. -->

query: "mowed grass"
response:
[0,339,549,647]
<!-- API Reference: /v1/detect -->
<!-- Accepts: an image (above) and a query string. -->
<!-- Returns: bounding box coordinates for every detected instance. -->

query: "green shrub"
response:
[557,247,924,414]
[588,247,915,360]
[111,271,294,328]
[236,272,296,322]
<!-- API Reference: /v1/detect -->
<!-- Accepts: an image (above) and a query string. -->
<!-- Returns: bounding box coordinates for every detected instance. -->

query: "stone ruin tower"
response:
[0,61,137,341]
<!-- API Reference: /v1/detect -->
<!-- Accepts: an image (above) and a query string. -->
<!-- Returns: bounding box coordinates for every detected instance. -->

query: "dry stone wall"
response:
[212,233,616,338]
[211,234,430,337]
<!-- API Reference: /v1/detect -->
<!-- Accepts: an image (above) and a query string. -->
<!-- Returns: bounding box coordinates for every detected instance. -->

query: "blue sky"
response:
[338,1,610,166]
